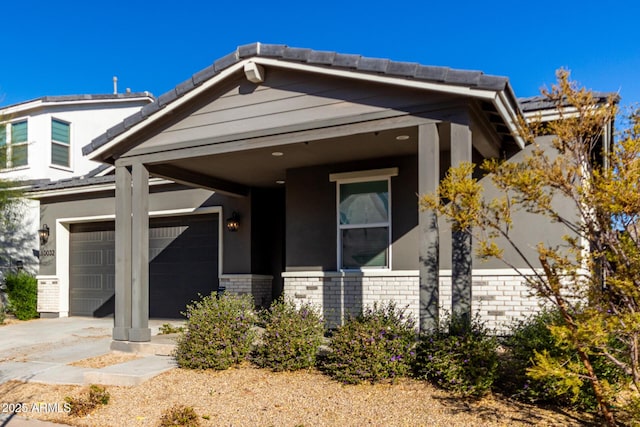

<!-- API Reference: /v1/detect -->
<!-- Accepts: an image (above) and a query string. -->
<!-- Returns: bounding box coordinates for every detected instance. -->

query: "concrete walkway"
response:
[0,317,182,427]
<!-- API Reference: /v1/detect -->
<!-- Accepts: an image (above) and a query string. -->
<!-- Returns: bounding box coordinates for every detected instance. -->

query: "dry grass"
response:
[68,352,141,369]
[0,365,596,427]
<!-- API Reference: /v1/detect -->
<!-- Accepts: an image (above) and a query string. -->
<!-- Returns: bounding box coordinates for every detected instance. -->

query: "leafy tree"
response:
[0,114,28,309]
[421,70,640,426]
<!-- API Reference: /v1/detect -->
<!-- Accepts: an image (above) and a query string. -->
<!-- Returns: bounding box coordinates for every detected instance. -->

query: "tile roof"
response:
[28,174,116,193]
[83,42,516,156]
[2,92,154,111]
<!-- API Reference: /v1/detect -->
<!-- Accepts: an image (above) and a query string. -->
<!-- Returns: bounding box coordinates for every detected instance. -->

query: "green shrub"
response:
[496,309,565,403]
[5,271,38,320]
[0,305,5,325]
[497,309,624,411]
[254,299,324,371]
[414,315,498,398]
[158,405,201,427]
[174,292,256,370]
[65,385,110,417]
[320,301,416,384]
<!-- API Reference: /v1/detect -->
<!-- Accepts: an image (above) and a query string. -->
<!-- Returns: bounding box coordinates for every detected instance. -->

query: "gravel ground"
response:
[69,353,141,369]
[0,365,595,427]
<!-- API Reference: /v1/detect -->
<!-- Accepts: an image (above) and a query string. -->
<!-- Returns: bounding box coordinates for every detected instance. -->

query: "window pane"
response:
[52,120,70,144]
[0,127,5,146]
[11,144,28,167]
[52,143,69,167]
[339,180,388,225]
[342,227,388,268]
[0,146,7,168]
[11,121,27,143]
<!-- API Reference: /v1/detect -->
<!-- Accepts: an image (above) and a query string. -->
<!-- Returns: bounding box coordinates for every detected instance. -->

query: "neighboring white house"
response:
[0,93,154,273]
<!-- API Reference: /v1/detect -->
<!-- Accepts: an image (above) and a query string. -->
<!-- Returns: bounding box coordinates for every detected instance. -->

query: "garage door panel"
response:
[70,250,104,267]
[69,214,219,317]
[72,230,109,242]
[71,274,104,290]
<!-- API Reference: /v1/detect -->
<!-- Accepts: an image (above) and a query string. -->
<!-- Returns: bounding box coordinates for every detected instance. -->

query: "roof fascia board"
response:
[251,57,499,99]
[88,62,247,161]
[1,96,153,117]
[495,90,525,149]
[27,177,173,199]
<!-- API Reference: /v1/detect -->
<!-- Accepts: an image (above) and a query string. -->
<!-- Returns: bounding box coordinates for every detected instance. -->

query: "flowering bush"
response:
[174,292,256,370]
[253,299,324,371]
[414,315,498,397]
[320,301,416,384]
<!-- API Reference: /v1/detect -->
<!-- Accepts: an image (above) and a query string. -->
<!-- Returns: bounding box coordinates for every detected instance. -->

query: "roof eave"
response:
[1,93,154,117]
[27,176,173,199]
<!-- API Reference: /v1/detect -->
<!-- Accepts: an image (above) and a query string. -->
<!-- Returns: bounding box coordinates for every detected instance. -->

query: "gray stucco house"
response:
[30,43,605,342]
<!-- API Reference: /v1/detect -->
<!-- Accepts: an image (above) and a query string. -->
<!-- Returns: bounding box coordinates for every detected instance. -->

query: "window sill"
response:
[0,165,30,173]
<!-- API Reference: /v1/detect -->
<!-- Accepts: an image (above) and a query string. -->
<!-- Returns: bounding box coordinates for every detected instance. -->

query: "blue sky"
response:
[1,0,638,110]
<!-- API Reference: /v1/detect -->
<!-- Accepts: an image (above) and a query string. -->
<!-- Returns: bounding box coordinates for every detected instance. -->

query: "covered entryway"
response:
[69,214,219,318]
[80,44,525,342]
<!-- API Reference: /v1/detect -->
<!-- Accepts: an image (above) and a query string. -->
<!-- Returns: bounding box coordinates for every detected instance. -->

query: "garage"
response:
[69,214,219,318]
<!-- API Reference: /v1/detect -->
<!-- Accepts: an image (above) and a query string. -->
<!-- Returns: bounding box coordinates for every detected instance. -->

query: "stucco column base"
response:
[128,327,151,342]
[112,327,130,341]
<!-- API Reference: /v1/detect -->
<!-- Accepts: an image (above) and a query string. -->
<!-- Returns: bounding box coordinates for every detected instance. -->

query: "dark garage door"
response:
[69,214,219,318]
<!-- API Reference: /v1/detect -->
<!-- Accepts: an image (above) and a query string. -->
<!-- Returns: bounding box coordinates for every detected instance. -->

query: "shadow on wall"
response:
[322,276,363,328]
[0,200,39,277]
[93,294,115,318]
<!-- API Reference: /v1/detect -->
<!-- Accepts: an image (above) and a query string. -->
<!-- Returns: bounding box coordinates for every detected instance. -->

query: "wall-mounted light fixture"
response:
[38,224,50,245]
[226,212,240,232]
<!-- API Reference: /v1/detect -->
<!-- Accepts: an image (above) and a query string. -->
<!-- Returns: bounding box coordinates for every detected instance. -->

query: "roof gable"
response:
[84,43,523,161]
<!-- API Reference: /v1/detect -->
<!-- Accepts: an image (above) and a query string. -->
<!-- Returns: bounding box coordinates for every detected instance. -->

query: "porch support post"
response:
[113,165,132,341]
[129,163,151,342]
[418,123,440,332]
[448,121,473,325]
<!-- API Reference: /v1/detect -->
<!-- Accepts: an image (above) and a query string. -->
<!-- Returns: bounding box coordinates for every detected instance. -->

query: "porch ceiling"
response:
[153,126,419,189]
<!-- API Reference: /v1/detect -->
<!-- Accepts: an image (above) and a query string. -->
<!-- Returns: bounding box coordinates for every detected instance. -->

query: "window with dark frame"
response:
[51,119,70,167]
[0,120,29,168]
[338,179,390,269]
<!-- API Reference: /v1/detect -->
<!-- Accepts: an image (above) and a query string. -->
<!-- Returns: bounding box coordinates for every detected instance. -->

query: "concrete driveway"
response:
[0,317,114,385]
[0,317,180,426]
[0,316,178,385]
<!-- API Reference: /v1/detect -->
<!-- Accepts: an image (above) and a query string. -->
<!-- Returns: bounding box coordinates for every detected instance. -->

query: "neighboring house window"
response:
[0,126,6,168]
[51,119,71,167]
[331,168,397,270]
[0,120,28,168]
